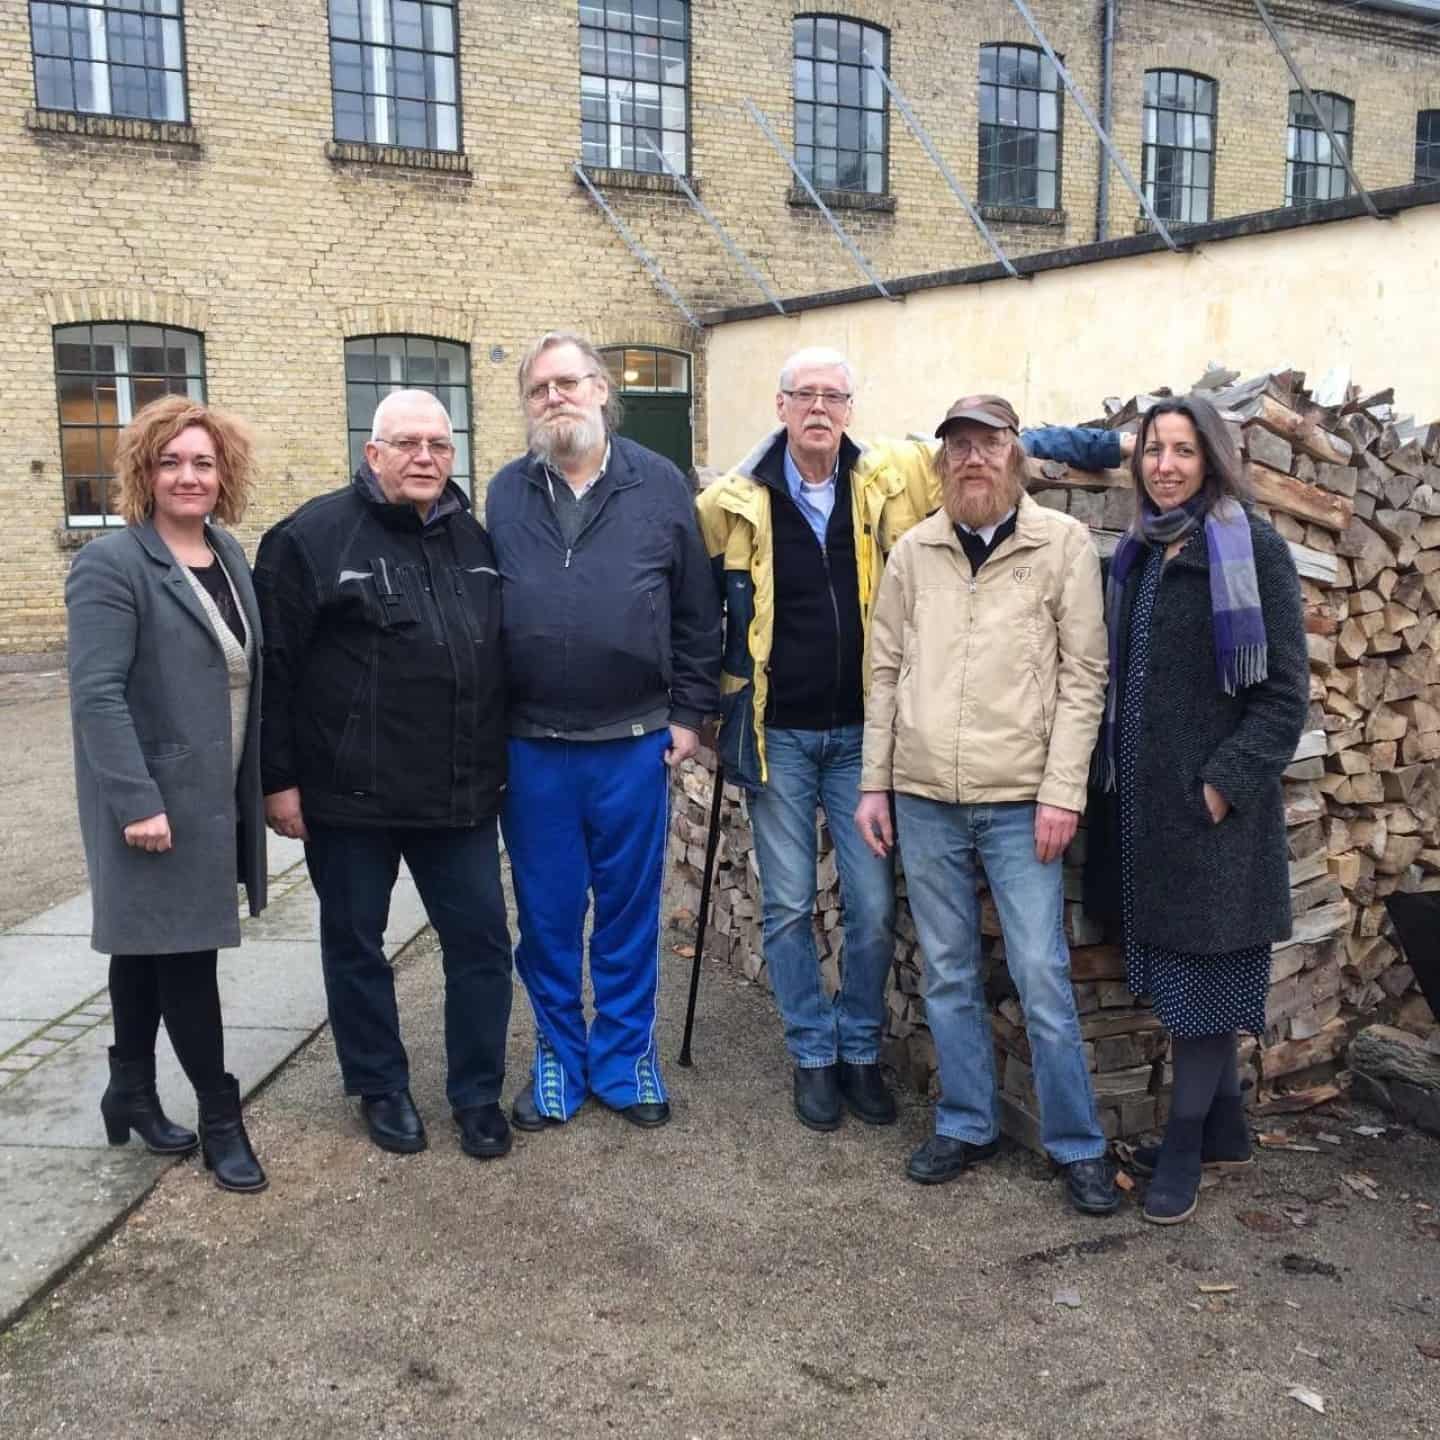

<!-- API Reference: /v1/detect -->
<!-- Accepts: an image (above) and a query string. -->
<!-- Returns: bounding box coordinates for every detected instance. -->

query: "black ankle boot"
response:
[100,1048,198,1155]
[198,1075,268,1193]
[1143,1116,1204,1225]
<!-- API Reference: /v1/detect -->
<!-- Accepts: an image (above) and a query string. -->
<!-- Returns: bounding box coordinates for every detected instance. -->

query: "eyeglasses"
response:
[782,388,853,410]
[943,431,1012,459]
[525,372,598,407]
[375,436,456,459]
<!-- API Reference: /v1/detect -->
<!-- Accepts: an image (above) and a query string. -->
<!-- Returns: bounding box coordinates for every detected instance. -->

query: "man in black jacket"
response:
[254,390,513,1163]
[487,331,720,1132]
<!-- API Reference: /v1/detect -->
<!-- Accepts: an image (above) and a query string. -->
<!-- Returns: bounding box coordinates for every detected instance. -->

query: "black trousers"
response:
[108,950,226,1094]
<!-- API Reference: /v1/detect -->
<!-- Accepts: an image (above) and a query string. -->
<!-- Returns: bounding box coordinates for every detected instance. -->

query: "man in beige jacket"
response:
[855,394,1118,1215]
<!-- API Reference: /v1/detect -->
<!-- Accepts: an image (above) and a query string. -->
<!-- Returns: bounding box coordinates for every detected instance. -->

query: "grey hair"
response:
[370,388,452,441]
[778,347,856,394]
[516,330,623,431]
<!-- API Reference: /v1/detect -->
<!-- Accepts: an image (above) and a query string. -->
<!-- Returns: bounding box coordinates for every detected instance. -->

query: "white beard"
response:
[529,408,606,467]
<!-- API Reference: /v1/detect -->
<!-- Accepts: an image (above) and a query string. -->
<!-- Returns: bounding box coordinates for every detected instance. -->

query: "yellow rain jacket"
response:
[695,428,935,788]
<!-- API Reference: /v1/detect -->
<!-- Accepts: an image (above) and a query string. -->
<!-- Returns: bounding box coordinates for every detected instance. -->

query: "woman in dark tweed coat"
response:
[1086,393,1308,1224]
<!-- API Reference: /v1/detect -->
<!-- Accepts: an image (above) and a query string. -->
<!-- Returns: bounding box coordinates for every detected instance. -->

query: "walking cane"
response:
[678,761,726,1067]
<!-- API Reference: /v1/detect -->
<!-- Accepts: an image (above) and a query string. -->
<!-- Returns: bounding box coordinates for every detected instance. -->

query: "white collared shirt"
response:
[955,507,1017,546]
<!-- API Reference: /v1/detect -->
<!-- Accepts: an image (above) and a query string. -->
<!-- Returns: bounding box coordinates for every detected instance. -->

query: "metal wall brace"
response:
[863,52,1020,279]
[1252,0,1382,220]
[1006,0,1182,251]
[744,99,895,300]
[573,163,703,330]
[637,136,786,315]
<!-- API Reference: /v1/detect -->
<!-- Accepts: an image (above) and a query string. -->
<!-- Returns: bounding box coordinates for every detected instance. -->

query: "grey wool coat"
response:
[1084,511,1309,955]
[66,521,267,955]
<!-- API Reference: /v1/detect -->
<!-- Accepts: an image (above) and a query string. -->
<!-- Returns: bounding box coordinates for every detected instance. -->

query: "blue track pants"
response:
[502,731,670,1118]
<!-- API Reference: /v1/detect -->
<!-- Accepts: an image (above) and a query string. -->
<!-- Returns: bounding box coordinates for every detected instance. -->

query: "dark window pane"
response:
[393,0,423,49]
[334,89,365,138]
[35,55,75,110]
[330,0,361,41]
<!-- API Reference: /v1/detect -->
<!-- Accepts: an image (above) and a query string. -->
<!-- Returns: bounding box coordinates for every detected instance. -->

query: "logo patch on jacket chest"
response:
[1012,566,1032,584]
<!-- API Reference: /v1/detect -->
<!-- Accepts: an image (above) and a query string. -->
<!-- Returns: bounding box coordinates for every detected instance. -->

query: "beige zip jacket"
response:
[861,495,1108,813]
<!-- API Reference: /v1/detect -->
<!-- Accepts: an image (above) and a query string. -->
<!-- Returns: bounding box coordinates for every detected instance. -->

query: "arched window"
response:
[344,335,472,492]
[53,322,205,527]
[1286,90,1353,205]
[600,346,692,472]
[793,15,889,194]
[979,43,1061,209]
[1143,70,1216,224]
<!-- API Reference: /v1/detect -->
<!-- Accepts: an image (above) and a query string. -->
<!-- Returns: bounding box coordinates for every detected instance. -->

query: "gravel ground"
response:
[0,918,1437,1439]
[1,665,1438,1437]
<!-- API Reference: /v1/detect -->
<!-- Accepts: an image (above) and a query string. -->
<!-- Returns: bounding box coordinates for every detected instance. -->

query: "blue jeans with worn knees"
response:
[748,725,896,1067]
[304,818,513,1112]
[894,795,1105,1165]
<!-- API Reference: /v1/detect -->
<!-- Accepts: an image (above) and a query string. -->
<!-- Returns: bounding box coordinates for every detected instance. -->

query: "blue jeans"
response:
[748,725,895,1067]
[895,796,1104,1164]
[305,818,513,1112]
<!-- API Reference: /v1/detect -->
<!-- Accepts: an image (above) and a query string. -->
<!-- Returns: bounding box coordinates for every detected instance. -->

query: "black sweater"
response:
[752,433,865,732]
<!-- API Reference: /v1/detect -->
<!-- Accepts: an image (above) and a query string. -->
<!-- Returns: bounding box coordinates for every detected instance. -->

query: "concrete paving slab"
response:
[0,1020,42,1055]
[266,835,307,878]
[0,1142,167,1328]
[7,890,92,937]
[235,872,426,957]
[0,934,107,1021]
[0,1023,318,1148]
[217,940,329,1031]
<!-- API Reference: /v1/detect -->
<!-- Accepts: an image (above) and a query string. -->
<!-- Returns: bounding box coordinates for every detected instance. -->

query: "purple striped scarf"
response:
[1097,494,1267,790]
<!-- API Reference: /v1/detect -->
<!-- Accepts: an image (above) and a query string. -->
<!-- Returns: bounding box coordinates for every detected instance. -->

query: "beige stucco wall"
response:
[702,202,1440,463]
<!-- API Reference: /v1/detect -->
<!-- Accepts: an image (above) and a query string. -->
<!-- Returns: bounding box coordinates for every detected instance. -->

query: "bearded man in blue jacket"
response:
[486,332,721,1131]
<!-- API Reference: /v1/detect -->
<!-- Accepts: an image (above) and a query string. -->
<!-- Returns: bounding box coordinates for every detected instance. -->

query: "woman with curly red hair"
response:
[66,394,268,1193]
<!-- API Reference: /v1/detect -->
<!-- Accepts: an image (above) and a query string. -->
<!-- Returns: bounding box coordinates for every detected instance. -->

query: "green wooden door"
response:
[620,393,693,473]
[602,346,694,474]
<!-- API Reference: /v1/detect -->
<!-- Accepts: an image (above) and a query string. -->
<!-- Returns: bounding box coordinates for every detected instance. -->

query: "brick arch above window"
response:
[587,319,701,355]
[336,303,474,346]
[42,288,208,334]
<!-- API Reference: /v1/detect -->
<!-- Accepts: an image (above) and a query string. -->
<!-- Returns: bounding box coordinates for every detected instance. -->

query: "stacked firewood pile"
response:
[672,368,1440,1147]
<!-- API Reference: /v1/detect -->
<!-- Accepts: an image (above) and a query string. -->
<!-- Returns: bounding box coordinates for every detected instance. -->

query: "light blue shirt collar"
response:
[782,445,839,548]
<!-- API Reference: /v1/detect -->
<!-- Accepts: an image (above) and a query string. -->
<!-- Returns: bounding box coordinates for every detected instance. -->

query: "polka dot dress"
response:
[1118,540,1271,1038]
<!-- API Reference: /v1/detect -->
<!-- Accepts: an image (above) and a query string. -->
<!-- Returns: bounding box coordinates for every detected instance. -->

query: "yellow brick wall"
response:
[1,0,1435,650]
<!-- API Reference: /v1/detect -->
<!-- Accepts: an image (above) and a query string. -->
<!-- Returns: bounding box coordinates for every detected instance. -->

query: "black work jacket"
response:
[254,467,506,827]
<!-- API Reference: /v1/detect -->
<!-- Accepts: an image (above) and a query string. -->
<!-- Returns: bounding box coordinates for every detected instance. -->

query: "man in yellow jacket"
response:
[697,353,1128,1136]
[855,394,1118,1215]
[696,348,912,1132]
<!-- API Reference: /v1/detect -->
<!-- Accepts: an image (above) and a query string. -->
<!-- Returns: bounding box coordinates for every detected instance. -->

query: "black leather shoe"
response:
[906,1134,1000,1184]
[511,1089,563,1133]
[454,1103,512,1160]
[1064,1157,1121,1215]
[793,1064,842,1132]
[619,1101,671,1128]
[361,1089,427,1154]
[837,1061,897,1126]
